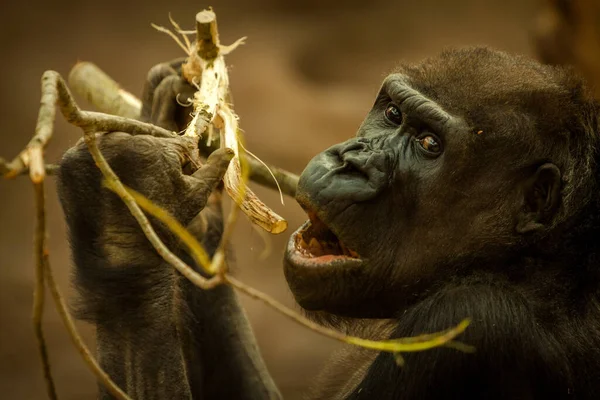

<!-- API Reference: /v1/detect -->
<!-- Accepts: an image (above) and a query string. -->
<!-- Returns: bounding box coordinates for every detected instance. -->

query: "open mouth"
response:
[293,211,361,262]
[284,208,365,311]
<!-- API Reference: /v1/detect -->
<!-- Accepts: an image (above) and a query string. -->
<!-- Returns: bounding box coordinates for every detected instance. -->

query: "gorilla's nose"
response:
[336,139,388,189]
[296,138,389,209]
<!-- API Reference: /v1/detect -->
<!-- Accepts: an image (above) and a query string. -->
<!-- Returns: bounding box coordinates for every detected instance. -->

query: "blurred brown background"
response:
[0,0,539,398]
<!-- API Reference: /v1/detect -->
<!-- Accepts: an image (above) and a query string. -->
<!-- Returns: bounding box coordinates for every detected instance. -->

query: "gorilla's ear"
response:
[516,163,562,234]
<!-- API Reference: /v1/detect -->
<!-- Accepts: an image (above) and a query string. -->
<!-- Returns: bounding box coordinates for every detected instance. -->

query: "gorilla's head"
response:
[283,47,600,318]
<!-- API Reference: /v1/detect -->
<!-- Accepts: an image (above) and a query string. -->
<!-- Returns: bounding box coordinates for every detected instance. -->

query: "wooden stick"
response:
[68,62,141,120]
[68,63,140,118]
[195,9,220,60]
[181,11,222,139]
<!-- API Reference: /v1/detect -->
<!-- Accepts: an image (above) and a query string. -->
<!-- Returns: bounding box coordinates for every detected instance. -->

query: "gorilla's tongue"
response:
[297,212,359,259]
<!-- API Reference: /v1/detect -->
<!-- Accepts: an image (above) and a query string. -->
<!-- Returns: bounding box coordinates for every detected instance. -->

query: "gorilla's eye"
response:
[416,135,441,154]
[384,104,403,125]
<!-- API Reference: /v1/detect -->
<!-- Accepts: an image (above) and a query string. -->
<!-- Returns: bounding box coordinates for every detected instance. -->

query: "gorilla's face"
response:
[283,50,569,318]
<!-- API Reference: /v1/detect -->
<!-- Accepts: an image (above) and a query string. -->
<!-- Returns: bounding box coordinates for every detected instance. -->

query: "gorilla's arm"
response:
[57,63,280,399]
[346,283,571,400]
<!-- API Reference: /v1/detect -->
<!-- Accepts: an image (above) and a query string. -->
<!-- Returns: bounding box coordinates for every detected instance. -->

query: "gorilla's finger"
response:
[185,190,225,253]
[140,63,177,123]
[193,148,235,182]
[167,57,189,75]
[185,148,234,209]
[150,75,196,132]
[149,75,182,131]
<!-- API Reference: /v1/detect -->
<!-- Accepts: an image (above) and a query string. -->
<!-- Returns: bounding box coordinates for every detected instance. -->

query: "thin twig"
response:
[225,275,349,341]
[224,274,473,354]
[32,181,57,400]
[168,13,192,52]
[151,23,191,54]
[43,254,132,400]
[5,163,58,177]
[116,184,213,275]
[2,73,59,181]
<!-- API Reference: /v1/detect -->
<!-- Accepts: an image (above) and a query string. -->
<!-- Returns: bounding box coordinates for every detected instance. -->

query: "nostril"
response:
[340,159,369,181]
[341,150,375,180]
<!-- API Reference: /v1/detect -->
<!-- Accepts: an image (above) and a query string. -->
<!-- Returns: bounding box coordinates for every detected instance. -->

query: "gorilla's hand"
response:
[54,60,281,400]
[57,58,232,270]
[58,131,232,267]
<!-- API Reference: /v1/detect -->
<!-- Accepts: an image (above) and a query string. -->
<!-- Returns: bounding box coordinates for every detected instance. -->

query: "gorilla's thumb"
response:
[194,148,235,183]
[187,148,235,209]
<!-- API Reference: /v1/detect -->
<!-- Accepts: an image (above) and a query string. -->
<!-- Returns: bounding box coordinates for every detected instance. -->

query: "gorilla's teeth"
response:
[309,238,323,256]
[340,241,349,255]
[339,242,359,258]
[299,237,309,249]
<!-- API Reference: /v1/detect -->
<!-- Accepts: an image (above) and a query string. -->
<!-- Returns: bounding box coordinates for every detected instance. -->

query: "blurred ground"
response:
[0,0,537,398]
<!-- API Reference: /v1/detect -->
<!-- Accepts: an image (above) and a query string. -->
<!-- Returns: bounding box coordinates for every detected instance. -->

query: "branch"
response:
[113,183,213,275]
[225,275,473,357]
[194,9,220,60]
[175,10,288,234]
[68,62,141,119]
[248,158,297,198]
[2,73,60,181]
[3,65,299,198]
[1,71,176,180]
[32,181,57,400]
[2,162,58,177]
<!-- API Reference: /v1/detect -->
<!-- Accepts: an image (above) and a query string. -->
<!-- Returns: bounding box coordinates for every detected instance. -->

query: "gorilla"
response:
[57,47,600,399]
